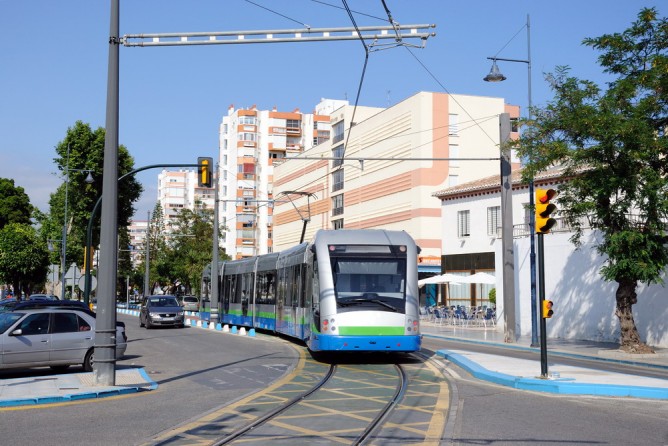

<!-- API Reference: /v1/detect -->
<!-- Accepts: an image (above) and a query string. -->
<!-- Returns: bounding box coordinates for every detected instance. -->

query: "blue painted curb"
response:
[437,349,668,400]
[0,368,158,408]
[423,333,668,371]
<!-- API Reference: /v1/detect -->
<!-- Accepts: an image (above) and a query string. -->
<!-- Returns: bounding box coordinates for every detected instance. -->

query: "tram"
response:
[205,229,422,352]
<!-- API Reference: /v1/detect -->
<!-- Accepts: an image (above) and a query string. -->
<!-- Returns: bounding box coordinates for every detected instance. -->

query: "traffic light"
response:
[198,157,213,188]
[542,299,554,318]
[535,188,557,234]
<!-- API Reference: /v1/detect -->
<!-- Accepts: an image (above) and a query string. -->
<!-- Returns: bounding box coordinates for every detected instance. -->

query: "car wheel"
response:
[83,348,94,372]
[146,319,152,329]
[50,365,70,372]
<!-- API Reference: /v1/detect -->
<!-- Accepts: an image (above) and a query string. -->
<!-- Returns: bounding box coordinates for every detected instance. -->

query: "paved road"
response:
[0,313,299,446]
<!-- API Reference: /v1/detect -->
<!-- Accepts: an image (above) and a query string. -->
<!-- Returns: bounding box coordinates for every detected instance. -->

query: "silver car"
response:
[0,308,127,372]
[139,295,185,329]
[180,295,199,312]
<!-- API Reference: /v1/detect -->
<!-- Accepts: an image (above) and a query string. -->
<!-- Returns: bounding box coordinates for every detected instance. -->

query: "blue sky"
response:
[0,1,661,219]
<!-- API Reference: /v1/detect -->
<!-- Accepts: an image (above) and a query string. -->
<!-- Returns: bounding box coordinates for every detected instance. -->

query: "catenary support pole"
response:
[499,113,516,342]
[94,0,119,386]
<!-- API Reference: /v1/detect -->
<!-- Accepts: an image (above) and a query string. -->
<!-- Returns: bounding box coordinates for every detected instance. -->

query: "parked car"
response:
[0,308,127,372]
[139,295,185,329]
[27,294,59,301]
[1,299,87,313]
[180,295,199,312]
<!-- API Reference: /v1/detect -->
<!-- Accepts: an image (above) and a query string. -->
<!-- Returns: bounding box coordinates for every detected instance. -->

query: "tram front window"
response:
[333,259,407,313]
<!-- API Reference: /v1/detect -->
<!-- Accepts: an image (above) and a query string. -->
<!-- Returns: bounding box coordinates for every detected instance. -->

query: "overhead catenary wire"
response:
[243,0,311,29]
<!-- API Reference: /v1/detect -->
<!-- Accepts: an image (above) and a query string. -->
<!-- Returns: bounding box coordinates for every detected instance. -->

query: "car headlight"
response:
[149,312,158,317]
[177,311,184,316]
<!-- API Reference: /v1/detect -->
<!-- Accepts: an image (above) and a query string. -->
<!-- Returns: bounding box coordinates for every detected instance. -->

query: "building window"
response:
[332,144,344,168]
[487,206,501,236]
[449,114,459,136]
[457,210,470,238]
[333,219,344,230]
[449,144,459,167]
[333,120,345,144]
[332,194,344,216]
[332,169,344,192]
[286,119,301,130]
[239,133,256,141]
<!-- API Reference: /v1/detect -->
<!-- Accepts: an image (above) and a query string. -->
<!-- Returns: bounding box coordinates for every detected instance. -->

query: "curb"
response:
[423,332,668,371]
[436,349,668,400]
[0,368,158,408]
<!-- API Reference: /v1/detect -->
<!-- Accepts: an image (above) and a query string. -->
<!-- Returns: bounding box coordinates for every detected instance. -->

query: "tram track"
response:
[213,361,408,445]
[212,363,338,445]
[145,348,449,446]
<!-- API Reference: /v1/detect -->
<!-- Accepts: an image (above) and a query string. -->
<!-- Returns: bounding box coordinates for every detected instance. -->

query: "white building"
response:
[156,169,215,232]
[434,168,668,348]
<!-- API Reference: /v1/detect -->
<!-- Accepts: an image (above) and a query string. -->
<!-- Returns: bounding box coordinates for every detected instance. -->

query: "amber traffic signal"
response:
[535,188,558,234]
[198,157,213,188]
[542,299,554,318]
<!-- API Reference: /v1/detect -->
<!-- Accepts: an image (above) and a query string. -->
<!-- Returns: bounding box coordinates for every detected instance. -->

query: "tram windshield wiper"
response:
[337,297,399,312]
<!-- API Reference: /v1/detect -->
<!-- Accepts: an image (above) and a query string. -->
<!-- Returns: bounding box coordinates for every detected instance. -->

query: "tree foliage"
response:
[515,8,668,352]
[38,121,143,269]
[0,223,50,298]
[0,178,33,230]
[137,201,227,296]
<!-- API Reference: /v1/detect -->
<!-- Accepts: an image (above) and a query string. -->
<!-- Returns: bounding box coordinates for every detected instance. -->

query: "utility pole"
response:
[210,163,220,326]
[144,211,151,298]
[95,0,119,386]
[499,113,516,342]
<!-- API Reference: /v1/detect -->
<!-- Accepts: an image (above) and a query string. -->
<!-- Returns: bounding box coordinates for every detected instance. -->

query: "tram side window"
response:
[233,274,242,304]
[257,271,277,305]
[241,272,253,304]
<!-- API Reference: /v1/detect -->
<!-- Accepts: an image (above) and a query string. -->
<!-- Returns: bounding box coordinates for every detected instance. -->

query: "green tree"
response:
[39,121,143,269]
[0,178,33,230]
[165,204,228,295]
[0,223,50,298]
[136,202,168,295]
[516,8,668,353]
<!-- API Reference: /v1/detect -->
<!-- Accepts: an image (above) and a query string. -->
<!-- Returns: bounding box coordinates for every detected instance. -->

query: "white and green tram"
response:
[214,229,421,352]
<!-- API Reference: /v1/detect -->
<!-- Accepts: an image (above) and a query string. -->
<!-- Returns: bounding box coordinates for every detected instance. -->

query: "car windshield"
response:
[0,312,24,334]
[149,297,179,307]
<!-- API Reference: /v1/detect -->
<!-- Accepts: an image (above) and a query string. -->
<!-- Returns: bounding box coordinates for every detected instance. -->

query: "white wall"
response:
[494,231,668,348]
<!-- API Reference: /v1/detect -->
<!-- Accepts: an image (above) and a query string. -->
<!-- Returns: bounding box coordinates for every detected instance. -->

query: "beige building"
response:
[272,91,519,271]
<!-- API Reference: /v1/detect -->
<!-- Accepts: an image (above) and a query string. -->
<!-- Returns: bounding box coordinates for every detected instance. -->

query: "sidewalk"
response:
[421,321,668,399]
[0,368,157,407]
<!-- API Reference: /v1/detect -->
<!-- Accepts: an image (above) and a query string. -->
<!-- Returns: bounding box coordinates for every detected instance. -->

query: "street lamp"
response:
[484,14,539,347]
[61,143,94,300]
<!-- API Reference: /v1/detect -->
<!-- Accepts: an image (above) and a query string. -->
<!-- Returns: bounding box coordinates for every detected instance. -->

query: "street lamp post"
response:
[61,143,94,300]
[484,14,538,347]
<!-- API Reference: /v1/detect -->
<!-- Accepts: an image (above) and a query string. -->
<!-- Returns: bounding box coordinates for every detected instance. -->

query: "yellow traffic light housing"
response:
[542,299,553,318]
[535,188,558,234]
[198,157,213,188]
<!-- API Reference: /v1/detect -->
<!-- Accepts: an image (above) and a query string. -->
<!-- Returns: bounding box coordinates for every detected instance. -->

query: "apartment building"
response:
[157,169,215,231]
[218,99,347,259]
[127,218,149,267]
[271,91,519,276]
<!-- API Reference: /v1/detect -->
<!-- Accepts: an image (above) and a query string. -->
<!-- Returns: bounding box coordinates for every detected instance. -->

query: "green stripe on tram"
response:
[337,326,405,336]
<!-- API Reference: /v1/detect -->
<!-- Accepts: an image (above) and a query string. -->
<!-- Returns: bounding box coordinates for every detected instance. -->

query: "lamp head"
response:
[85,172,94,184]
[484,59,507,82]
